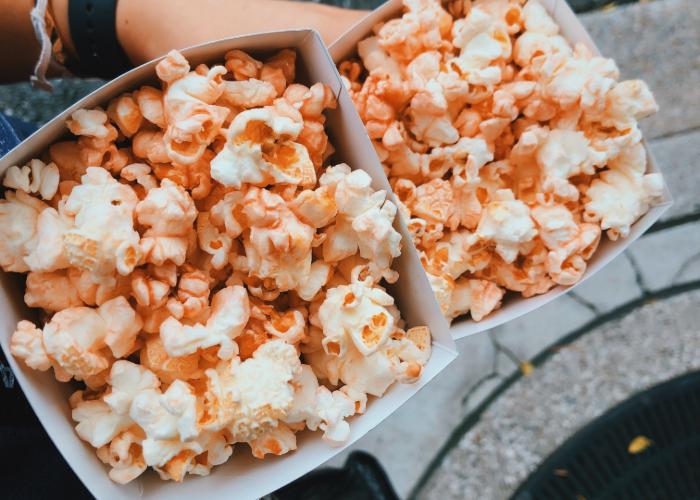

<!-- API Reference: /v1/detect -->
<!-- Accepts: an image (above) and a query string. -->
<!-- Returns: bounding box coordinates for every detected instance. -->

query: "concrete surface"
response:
[417,289,700,500]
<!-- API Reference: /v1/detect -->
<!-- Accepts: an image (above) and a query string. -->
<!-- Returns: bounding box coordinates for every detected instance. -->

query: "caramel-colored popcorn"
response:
[340,0,663,323]
[4,48,431,485]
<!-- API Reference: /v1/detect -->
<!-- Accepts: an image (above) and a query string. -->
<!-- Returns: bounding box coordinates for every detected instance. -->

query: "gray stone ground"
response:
[419,290,700,500]
[0,0,696,498]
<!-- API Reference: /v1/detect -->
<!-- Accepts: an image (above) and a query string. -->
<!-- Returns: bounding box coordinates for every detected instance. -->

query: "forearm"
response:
[0,0,40,83]
[116,0,367,65]
[0,0,367,83]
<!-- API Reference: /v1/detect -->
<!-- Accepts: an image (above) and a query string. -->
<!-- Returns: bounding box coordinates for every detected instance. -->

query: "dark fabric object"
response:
[272,451,400,500]
[514,370,700,500]
[0,352,92,500]
[68,0,132,79]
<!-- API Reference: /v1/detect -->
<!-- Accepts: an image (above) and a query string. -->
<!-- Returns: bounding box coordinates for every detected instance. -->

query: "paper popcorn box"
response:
[329,0,673,340]
[0,30,457,499]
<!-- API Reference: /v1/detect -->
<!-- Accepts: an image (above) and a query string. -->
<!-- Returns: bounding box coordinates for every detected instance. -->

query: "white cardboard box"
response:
[329,0,673,340]
[0,30,456,499]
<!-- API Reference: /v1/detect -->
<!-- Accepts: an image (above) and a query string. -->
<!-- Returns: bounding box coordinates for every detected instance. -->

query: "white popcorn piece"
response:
[596,79,659,131]
[62,167,141,280]
[201,340,300,442]
[476,189,537,263]
[3,159,60,200]
[322,165,402,280]
[220,79,277,108]
[161,56,229,165]
[319,279,395,357]
[284,365,356,446]
[0,190,51,273]
[242,187,315,291]
[536,129,605,200]
[446,277,505,321]
[104,360,160,415]
[96,427,147,484]
[130,380,199,442]
[9,320,51,371]
[66,109,112,139]
[136,178,197,266]
[358,36,403,81]
[296,260,333,301]
[71,391,133,448]
[13,297,141,386]
[141,430,232,482]
[248,423,298,458]
[584,162,664,240]
[160,285,250,359]
[211,107,315,188]
[264,308,307,345]
[408,80,460,147]
[196,211,233,270]
[107,94,143,139]
[531,203,602,285]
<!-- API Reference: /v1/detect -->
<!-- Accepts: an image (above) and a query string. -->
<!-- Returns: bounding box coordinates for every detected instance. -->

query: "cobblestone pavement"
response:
[418,289,700,500]
[0,0,696,498]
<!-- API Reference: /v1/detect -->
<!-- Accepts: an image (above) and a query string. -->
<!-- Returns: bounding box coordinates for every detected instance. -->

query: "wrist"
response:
[49,0,76,58]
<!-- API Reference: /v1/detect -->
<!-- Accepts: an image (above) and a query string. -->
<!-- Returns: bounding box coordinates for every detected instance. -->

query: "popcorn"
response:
[201,340,300,441]
[133,86,166,128]
[322,165,402,281]
[284,365,355,446]
[71,393,133,448]
[160,59,229,165]
[319,279,395,357]
[584,156,664,240]
[3,159,60,200]
[10,320,51,371]
[62,167,141,281]
[130,380,199,442]
[107,94,143,138]
[66,109,113,139]
[210,107,315,188]
[341,0,662,322]
[0,190,55,273]
[136,178,197,266]
[241,187,316,291]
[248,423,298,459]
[96,427,147,484]
[24,270,83,311]
[160,285,250,360]
[6,48,430,485]
[476,189,537,263]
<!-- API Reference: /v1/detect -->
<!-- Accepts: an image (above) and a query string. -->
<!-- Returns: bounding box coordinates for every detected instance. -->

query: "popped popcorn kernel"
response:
[340,0,663,323]
[4,47,430,485]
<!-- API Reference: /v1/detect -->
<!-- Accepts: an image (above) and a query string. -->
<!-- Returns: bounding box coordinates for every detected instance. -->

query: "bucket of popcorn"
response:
[0,30,457,499]
[330,0,673,339]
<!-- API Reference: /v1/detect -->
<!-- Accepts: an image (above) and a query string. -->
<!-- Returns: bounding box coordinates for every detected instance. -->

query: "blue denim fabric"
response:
[0,113,37,158]
[0,113,93,497]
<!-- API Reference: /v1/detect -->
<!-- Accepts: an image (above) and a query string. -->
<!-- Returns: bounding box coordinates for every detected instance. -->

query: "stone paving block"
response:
[650,130,700,222]
[570,253,643,313]
[490,295,596,362]
[580,0,700,140]
[419,289,700,500]
[327,331,496,497]
[626,220,700,291]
